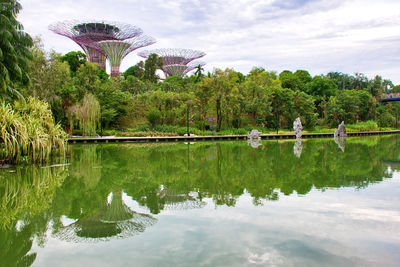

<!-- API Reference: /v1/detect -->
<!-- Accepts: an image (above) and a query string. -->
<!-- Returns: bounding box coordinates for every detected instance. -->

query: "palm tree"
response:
[194,64,204,82]
[0,0,33,100]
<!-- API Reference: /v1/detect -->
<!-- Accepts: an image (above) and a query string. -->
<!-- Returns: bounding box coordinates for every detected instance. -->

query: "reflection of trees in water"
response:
[53,190,157,243]
[0,164,68,267]
[99,136,400,206]
[0,225,36,267]
[0,165,68,229]
[1,136,400,264]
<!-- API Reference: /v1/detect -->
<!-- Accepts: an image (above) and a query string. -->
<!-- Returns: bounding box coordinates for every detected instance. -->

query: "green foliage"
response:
[146,109,161,127]
[60,51,87,73]
[376,105,395,127]
[0,0,33,100]
[0,97,66,163]
[71,93,100,136]
[346,121,378,132]
[95,81,130,127]
[143,54,163,83]
[124,61,144,79]
[306,75,338,97]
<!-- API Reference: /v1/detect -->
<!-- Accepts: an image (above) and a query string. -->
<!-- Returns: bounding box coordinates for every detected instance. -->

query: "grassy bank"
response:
[71,121,398,138]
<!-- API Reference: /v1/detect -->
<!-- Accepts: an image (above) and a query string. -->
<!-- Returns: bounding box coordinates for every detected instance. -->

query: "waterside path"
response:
[68,130,400,143]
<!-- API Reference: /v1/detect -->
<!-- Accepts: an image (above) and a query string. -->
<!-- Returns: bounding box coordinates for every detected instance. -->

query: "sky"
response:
[18,0,400,83]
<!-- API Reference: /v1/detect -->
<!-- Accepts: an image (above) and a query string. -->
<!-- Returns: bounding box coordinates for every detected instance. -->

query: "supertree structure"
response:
[163,60,206,78]
[138,48,206,77]
[98,35,156,76]
[49,20,143,69]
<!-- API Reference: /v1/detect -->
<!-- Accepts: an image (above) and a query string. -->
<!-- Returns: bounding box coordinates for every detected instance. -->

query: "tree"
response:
[194,64,204,82]
[241,70,278,125]
[71,93,100,136]
[293,70,312,91]
[74,62,101,98]
[279,70,301,91]
[124,61,145,79]
[0,0,33,99]
[270,88,294,132]
[60,51,87,73]
[143,54,163,83]
[203,68,239,131]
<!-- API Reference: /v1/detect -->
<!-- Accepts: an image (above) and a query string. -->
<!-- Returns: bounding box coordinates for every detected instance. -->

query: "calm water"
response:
[1,136,400,267]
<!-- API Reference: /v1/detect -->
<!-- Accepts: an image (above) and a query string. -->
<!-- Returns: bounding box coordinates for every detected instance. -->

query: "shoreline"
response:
[68,130,400,143]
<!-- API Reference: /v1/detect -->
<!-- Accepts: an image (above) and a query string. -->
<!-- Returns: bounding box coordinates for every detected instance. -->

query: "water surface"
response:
[1,136,400,266]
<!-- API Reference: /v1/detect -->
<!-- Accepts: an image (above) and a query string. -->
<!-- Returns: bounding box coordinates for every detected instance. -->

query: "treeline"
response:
[20,43,400,136]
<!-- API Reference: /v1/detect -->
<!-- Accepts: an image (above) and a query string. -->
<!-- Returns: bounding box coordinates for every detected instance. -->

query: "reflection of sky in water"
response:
[31,173,400,267]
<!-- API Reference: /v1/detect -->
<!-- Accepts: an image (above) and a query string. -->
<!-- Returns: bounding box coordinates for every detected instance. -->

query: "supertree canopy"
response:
[49,20,143,70]
[138,48,205,65]
[162,60,206,78]
[138,48,206,78]
[98,35,156,76]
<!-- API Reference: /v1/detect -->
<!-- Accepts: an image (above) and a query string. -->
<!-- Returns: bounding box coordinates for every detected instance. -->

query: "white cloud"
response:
[19,0,400,83]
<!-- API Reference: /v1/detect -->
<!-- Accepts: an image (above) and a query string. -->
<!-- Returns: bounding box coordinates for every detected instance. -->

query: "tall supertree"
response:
[138,48,206,78]
[48,20,143,70]
[98,35,156,76]
[162,60,206,78]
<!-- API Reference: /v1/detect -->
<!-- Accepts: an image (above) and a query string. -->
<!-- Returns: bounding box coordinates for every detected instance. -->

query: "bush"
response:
[146,109,161,128]
[117,131,178,137]
[347,121,378,132]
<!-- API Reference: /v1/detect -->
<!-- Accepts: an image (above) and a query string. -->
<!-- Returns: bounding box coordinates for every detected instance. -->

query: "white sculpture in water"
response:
[247,129,261,140]
[334,121,347,138]
[293,117,302,139]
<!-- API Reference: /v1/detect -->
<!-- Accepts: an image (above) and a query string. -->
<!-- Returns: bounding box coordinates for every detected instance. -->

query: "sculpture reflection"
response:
[247,138,262,149]
[293,138,302,158]
[334,136,346,152]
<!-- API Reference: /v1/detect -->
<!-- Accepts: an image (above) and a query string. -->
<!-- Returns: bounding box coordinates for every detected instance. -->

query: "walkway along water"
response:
[68,130,400,143]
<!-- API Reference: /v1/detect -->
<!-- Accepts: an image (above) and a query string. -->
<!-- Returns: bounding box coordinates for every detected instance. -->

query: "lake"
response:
[1,135,400,266]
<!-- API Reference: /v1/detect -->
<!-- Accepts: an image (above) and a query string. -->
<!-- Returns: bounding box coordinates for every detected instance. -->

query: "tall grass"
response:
[0,97,67,164]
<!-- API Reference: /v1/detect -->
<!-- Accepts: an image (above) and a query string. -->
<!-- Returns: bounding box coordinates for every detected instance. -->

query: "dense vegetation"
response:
[0,1,66,164]
[1,0,400,164]
[19,42,400,137]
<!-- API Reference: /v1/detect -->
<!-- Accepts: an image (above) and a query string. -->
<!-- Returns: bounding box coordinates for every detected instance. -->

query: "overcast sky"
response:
[19,0,400,83]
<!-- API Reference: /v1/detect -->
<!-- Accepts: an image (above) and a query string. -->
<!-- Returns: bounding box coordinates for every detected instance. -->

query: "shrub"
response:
[146,109,161,128]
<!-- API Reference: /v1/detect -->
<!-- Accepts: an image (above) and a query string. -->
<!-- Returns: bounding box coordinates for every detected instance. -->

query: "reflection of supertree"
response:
[53,190,156,242]
[157,188,206,211]
[138,48,206,77]
[49,20,143,69]
[98,35,156,76]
